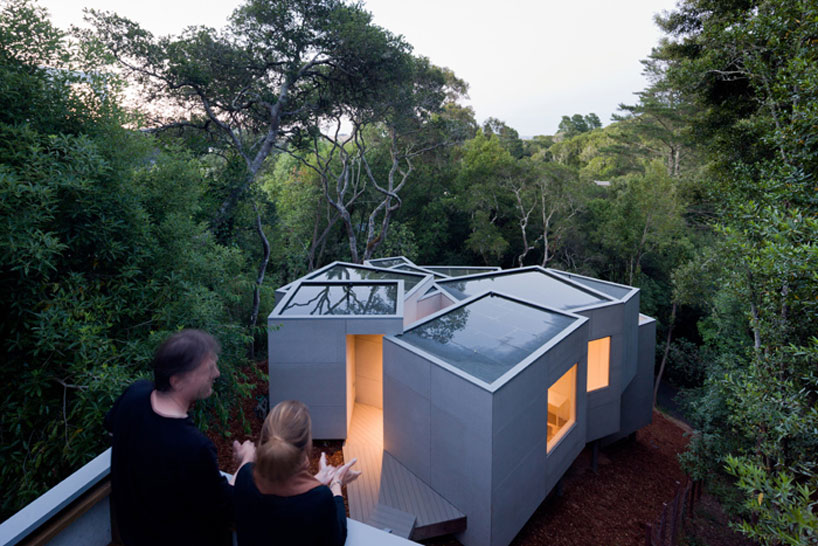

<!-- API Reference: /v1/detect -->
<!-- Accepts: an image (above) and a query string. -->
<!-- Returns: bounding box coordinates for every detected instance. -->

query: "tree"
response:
[0,0,254,518]
[86,0,411,331]
[482,117,524,159]
[615,57,695,177]
[652,1,818,541]
[288,56,468,264]
[557,112,602,138]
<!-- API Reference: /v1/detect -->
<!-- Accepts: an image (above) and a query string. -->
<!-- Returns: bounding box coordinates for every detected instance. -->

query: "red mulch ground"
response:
[206,362,752,546]
[206,360,346,508]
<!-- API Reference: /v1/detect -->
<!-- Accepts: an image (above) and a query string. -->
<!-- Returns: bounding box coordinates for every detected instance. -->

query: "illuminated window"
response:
[547,364,576,452]
[586,337,610,391]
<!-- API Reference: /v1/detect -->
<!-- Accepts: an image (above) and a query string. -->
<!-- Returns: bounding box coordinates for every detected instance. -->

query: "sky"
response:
[38,0,679,137]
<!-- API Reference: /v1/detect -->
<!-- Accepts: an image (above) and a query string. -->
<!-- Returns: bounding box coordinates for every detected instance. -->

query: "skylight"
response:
[398,294,575,384]
[308,264,426,292]
[438,269,610,310]
[279,282,398,316]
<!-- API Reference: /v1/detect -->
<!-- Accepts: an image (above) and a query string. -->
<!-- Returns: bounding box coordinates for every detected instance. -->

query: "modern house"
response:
[268,258,657,546]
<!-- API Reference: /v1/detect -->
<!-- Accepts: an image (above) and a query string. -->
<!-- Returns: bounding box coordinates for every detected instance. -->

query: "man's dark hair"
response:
[152,329,221,392]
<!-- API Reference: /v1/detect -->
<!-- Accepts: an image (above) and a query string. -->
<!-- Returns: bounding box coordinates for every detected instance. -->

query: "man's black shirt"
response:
[104,380,233,546]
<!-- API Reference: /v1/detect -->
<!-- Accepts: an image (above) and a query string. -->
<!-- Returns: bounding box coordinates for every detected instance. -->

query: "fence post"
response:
[658,502,668,544]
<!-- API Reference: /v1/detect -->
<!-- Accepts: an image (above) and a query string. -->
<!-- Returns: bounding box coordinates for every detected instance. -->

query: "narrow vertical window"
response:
[547,364,577,452]
[586,336,610,391]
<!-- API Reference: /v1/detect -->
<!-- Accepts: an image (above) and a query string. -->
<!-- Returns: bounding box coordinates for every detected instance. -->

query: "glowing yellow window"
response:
[547,364,576,452]
[586,336,611,391]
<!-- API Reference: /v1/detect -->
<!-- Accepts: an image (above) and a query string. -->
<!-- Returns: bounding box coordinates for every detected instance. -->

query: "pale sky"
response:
[38,0,678,137]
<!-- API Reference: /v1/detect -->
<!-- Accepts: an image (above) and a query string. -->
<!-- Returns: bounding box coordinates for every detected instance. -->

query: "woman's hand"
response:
[228,439,256,485]
[233,439,256,466]
[314,452,336,485]
[329,457,361,496]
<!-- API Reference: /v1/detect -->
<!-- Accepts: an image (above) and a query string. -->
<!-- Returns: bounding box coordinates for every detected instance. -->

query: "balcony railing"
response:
[0,449,416,546]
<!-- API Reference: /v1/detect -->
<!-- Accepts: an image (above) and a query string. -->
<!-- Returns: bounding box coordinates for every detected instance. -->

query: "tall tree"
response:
[87,0,411,330]
[288,57,468,264]
[653,1,818,542]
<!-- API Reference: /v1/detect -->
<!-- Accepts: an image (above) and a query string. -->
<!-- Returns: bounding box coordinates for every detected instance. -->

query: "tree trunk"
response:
[653,301,677,409]
[248,203,271,358]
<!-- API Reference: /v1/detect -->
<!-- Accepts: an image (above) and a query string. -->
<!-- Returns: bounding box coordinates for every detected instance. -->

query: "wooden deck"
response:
[344,403,466,540]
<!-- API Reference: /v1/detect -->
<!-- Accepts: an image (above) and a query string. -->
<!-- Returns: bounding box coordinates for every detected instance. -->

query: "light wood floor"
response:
[343,403,466,539]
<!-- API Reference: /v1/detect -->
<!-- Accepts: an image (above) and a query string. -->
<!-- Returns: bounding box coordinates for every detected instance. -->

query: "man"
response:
[105,329,255,545]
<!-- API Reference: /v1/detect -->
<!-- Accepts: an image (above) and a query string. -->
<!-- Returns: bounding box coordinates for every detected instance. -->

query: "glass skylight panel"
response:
[368,257,411,268]
[393,263,447,279]
[280,283,397,316]
[422,266,499,278]
[398,295,575,384]
[439,270,608,310]
[309,264,425,292]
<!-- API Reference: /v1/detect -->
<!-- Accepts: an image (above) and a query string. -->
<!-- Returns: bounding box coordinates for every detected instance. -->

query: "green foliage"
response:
[0,0,255,520]
[725,456,818,546]
[654,1,818,541]
[557,112,602,138]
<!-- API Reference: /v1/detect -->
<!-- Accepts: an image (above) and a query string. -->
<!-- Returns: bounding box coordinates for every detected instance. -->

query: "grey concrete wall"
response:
[402,277,435,326]
[415,292,455,322]
[430,364,494,546]
[542,327,589,509]
[577,303,624,441]
[603,315,656,444]
[0,449,111,546]
[268,318,348,439]
[383,338,495,546]
[489,322,588,546]
[383,340,433,481]
[46,497,111,546]
[269,315,402,439]
[620,291,641,386]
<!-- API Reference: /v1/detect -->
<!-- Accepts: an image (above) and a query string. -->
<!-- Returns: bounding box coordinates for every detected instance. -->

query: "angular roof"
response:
[397,293,581,385]
[436,267,613,311]
[307,263,428,294]
[548,269,634,300]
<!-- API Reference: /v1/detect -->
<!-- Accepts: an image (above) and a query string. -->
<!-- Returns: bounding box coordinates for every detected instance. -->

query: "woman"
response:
[234,400,360,546]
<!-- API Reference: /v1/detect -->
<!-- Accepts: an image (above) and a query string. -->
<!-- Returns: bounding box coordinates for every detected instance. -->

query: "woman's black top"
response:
[234,463,347,546]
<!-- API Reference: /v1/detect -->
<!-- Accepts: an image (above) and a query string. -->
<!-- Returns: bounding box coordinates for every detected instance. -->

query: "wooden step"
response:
[366,503,416,538]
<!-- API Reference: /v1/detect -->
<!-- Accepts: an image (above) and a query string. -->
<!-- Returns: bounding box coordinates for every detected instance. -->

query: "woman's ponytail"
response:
[255,401,312,483]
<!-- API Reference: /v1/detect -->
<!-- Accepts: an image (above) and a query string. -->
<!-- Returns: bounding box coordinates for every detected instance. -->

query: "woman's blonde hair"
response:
[255,400,312,483]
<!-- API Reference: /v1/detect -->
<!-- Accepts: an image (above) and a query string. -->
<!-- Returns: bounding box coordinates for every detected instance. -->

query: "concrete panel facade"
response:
[267,259,656,546]
[429,363,493,546]
[488,322,587,546]
[402,277,435,326]
[384,317,588,546]
[383,340,432,480]
[575,303,625,441]
[620,291,641,386]
[269,316,401,439]
[603,315,656,444]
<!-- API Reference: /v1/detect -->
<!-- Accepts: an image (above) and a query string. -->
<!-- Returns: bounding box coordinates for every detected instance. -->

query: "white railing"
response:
[0,450,416,546]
